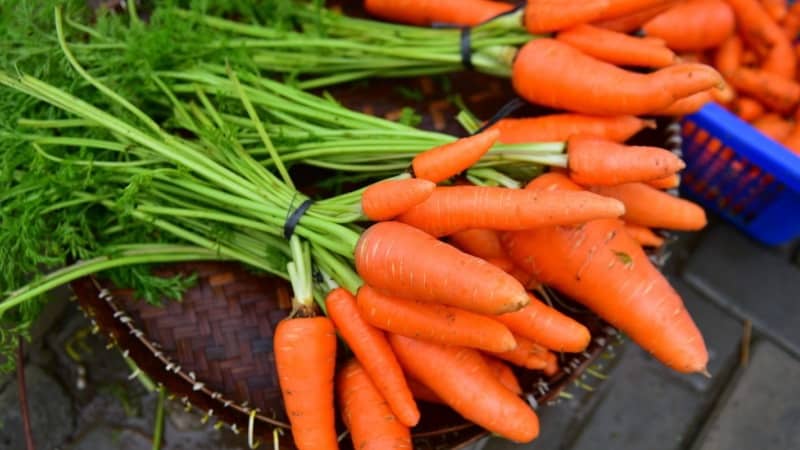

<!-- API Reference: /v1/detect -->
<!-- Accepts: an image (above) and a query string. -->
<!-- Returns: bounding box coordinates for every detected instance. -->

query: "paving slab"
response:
[682,223,800,358]
[693,339,800,450]
[479,279,741,450]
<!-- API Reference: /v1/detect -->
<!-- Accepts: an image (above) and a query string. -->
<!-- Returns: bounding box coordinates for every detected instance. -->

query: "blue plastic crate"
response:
[680,103,800,246]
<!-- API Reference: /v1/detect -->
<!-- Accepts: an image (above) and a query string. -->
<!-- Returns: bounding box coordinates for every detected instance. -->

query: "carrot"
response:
[591,182,707,230]
[761,0,788,22]
[274,317,338,450]
[364,0,514,26]
[557,24,678,68]
[727,68,800,113]
[356,285,517,352]
[714,35,743,76]
[595,0,680,21]
[397,185,625,237]
[489,114,653,143]
[592,1,676,32]
[542,350,559,376]
[325,288,419,427]
[783,2,800,40]
[508,265,537,288]
[624,223,666,247]
[760,38,796,80]
[489,333,549,370]
[741,48,760,66]
[753,114,794,141]
[355,221,530,315]
[567,135,685,186]
[337,359,412,450]
[496,293,591,352]
[390,334,540,443]
[642,0,735,51]
[484,357,523,395]
[648,89,715,115]
[361,178,436,221]
[646,173,681,190]
[732,96,766,121]
[726,0,786,57]
[781,123,800,155]
[523,0,611,34]
[512,39,723,116]
[412,129,499,183]
[503,174,708,374]
[407,376,444,403]
[448,228,507,260]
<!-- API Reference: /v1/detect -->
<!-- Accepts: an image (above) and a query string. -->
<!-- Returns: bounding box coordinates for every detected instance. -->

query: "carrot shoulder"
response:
[325,288,419,427]
[337,359,412,450]
[355,221,530,315]
[274,317,338,450]
[390,334,540,443]
[356,285,517,353]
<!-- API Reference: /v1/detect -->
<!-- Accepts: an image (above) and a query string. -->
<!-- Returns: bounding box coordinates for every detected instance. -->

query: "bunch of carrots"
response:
[0,2,727,449]
[641,0,800,155]
[273,123,709,449]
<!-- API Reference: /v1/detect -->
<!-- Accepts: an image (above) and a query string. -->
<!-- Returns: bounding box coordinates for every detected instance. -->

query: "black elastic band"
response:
[460,27,474,70]
[473,97,527,134]
[283,199,314,240]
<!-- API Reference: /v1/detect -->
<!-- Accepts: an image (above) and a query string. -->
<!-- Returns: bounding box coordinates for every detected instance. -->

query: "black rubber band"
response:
[283,199,314,240]
[473,97,527,134]
[460,27,474,70]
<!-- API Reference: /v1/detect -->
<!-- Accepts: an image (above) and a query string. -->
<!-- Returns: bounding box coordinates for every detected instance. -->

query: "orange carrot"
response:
[781,123,800,155]
[407,377,444,404]
[591,182,707,230]
[624,223,666,247]
[361,178,436,221]
[714,35,743,77]
[783,2,800,40]
[567,135,685,186]
[753,114,794,141]
[732,97,766,121]
[760,38,796,80]
[356,285,517,352]
[489,333,549,370]
[496,293,591,352]
[741,48,760,66]
[364,0,514,26]
[642,0,735,51]
[484,357,523,395]
[727,68,800,113]
[646,173,681,190]
[557,24,678,68]
[512,39,723,115]
[396,185,625,237]
[325,288,419,427]
[390,334,540,443]
[508,265,537,288]
[592,1,676,32]
[274,317,338,450]
[761,0,788,21]
[448,228,507,260]
[542,350,560,376]
[726,0,787,57]
[503,174,708,373]
[337,359,412,450]
[595,0,679,21]
[523,0,611,34]
[355,221,530,315]
[412,129,499,183]
[649,89,715,115]
[490,114,653,143]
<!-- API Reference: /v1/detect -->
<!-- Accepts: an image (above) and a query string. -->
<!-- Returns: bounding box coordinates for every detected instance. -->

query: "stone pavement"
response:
[2,220,798,449]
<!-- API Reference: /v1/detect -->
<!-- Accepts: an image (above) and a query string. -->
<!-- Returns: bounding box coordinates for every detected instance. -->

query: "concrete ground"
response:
[1,219,798,450]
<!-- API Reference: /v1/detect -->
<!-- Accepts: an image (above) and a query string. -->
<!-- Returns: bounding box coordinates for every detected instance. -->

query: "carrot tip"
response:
[699,368,712,378]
